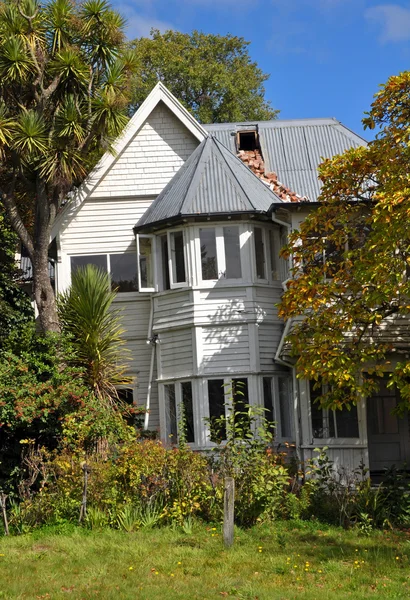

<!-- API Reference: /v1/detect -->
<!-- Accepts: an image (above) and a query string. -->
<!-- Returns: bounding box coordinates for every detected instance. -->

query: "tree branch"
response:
[1,183,34,259]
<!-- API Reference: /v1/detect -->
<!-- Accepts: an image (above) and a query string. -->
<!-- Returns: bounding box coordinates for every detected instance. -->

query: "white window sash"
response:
[168,230,187,289]
[136,234,156,292]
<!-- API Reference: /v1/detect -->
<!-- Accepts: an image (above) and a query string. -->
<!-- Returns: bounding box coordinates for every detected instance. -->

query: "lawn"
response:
[0,520,410,599]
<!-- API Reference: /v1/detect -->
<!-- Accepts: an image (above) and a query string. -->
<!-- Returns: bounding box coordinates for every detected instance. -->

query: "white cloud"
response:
[365,4,410,43]
[114,3,175,39]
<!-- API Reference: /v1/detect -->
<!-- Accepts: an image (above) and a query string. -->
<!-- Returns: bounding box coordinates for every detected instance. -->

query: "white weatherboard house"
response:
[51,83,410,476]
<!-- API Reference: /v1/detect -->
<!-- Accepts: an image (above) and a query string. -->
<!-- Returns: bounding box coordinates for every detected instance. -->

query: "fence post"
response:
[0,493,9,536]
[79,463,90,524]
[223,477,235,548]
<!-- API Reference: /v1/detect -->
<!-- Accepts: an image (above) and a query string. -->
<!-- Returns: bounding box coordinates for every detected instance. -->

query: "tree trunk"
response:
[32,178,60,334]
[33,256,59,333]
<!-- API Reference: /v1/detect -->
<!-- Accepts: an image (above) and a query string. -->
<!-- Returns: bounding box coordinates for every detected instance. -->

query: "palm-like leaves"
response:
[0,36,33,81]
[14,110,48,157]
[57,265,131,403]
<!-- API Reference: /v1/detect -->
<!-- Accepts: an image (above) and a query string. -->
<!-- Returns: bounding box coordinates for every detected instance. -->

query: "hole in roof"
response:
[238,131,259,151]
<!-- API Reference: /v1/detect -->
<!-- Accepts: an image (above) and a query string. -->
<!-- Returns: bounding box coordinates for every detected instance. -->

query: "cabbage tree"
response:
[0,0,138,332]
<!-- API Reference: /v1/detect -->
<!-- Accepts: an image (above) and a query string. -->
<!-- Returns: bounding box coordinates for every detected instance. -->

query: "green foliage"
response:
[57,264,132,404]
[0,0,139,332]
[0,325,133,491]
[0,209,33,342]
[129,29,278,123]
[208,397,290,526]
[279,71,410,410]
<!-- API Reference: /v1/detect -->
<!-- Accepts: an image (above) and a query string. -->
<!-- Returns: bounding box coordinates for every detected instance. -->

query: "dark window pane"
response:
[200,228,218,279]
[171,231,186,283]
[138,237,154,288]
[263,377,275,433]
[208,379,226,442]
[254,227,266,279]
[182,381,195,443]
[110,254,138,292]
[279,377,292,438]
[117,388,135,426]
[335,406,359,438]
[224,226,241,279]
[309,381,336,438]
[160,235,170,290]
[164,384,177,443]
[232,379,249,435]
[71,255,107,277]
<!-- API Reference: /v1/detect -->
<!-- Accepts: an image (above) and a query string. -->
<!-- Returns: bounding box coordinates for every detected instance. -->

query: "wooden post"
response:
[79,463,89,524]
[223,477,235,548]
[0,493,9,536]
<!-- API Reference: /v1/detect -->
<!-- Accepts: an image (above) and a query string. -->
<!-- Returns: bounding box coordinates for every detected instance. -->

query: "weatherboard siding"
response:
[59,196,153,256]
[158,328,194,379]
[89,103,199,198]
[201,324,250,374]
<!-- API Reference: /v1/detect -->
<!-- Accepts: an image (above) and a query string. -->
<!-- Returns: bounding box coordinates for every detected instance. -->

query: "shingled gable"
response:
[50,82,207,240]
[134,135,284,233]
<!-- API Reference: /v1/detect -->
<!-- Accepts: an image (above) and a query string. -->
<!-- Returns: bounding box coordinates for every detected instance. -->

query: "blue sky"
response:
[113,0,410,141]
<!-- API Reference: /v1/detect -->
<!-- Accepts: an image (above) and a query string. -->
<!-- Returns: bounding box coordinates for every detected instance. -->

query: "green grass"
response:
[1,521,410,599]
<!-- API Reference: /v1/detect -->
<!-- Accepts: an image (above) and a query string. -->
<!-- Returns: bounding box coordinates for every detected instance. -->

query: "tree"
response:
[0,0,138,332]
[58,264,131,403]
[0,206,33,342]
[129,30,278,123]
[279,71,410,411]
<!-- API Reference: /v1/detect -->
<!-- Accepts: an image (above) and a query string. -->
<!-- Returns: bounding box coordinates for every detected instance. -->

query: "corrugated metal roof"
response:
[135,135,283,231]
[204,118,367,201]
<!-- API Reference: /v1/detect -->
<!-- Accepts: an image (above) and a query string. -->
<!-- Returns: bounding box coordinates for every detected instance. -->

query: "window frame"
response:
[262,374,294,441]
[197,224,244,285]
[136,234,156,292]
[308,382,361,443]
[167,229,188,289]
[204,376,251,446]
[162,379,196,445]
[69,252,139,294]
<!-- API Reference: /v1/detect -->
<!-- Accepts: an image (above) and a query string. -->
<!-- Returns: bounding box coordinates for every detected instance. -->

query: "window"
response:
[109,254,138,292]
[200,228,218,279]
[208,379,226,442]
[224,227,242,279]
[160,235,170,290]
[71,254,107,275]
[164,384,177,443]
[237,130,259,152]
[163,381,195,445]
[310,382,359,439]
[206,377,249,442]
[199,226,242,282]
[170,231,186,285]
[137,235,155,291]
[181,381,195,443]
[117,388,137,426]
[263,375,293,439]
[70,254,138,293]
[254,227,266,279]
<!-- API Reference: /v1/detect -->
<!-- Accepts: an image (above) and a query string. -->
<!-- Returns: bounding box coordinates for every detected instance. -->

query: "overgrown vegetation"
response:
[1,521,410,599]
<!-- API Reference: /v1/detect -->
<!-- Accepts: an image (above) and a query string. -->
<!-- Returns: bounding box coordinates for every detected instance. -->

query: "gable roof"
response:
[50,82,207,240]
[134,135,283,232]
[204,118,367,202]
